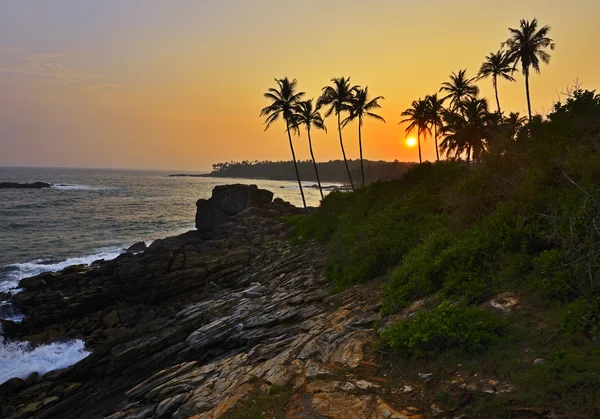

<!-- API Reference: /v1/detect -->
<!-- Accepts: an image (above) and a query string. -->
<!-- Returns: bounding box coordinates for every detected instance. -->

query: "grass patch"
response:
[222,383,293,419]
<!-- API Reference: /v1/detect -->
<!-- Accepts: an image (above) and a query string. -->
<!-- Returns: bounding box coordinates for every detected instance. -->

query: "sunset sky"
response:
[1,0,599,171]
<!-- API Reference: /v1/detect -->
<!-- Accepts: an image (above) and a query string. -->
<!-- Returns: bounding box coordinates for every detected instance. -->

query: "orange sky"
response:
[1,0,599,170]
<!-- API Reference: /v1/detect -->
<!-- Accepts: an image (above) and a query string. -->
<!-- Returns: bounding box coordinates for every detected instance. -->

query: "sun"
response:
[406,137,417,147]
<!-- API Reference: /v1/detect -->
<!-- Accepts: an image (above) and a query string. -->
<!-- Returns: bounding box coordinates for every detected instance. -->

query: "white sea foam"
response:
[51,184,116,191]
[0,247,124,294]
[0,338,90,384]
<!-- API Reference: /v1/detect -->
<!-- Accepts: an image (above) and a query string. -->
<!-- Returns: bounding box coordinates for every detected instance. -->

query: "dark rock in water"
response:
[0,181,51,189]
[0,377,26,397]
[19,276,48,290]
[25,372,39,386]
[126,241,147,253]
[195,184,274,230]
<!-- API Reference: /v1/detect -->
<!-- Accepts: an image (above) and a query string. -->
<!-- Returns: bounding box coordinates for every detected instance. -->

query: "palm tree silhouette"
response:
[342,87,385,186]
[478,50,516,115]
[292,99,327,200]
[319,77,358,191]
[425,94,445,161]
[503,18,555,120]
[260,77,307,213]
[440,70,480,113]
[440,97,491,164]
[400,98,431,164]
[505,112,528,138]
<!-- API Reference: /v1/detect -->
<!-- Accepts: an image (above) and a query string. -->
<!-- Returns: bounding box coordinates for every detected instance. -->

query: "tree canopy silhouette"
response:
[260,77,308,213]
[343,87,385,186]
[504,18,555,120]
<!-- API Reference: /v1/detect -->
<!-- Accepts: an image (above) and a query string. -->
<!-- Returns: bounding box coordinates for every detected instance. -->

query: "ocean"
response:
[0,166,329,383]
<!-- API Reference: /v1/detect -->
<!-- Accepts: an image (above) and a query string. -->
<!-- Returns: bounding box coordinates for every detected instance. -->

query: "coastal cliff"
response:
[0,185,411,418]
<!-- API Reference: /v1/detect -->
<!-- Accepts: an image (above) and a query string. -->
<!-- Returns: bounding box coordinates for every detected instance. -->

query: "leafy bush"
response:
[518,349,600,416]
[562,299,600,337]
[382,304,506,359]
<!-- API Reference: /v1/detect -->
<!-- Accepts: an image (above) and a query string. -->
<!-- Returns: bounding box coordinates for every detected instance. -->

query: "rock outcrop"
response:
[0,182,51,189]
[195,184,297,230]
[2,187,396,418]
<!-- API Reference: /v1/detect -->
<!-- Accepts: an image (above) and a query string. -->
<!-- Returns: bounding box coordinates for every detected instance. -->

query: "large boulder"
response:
[196,184,274,230]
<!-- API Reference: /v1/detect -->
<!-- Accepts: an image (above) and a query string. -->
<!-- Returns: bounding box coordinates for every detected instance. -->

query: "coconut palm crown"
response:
[342,87,385,186]
[478,49,516,115]
[292,99,327,199]
[503,18,555,120]
[260,77,307,212]
[318,77,359,191]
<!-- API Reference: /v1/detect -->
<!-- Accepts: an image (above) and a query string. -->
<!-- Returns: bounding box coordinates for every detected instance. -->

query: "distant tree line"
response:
[207,159,414,184]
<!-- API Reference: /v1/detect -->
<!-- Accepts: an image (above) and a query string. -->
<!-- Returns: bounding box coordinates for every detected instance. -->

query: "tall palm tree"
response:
[440,69,480,112]
[477,49,516,115]
[503,18,555,120]
[400,98,431,164]
[425,94,445,161]
[319,77,358,191]
[342,87,385,186]
[292,99,327,200]
[260,77,307,213]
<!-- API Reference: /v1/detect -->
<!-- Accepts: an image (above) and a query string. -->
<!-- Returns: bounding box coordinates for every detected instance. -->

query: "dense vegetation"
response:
[206,159,414,184]
[286,88,600,416]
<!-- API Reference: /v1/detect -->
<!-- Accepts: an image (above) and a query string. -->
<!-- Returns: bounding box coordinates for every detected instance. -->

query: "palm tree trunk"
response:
[337,112,354,191]
[466,145,471,165]
[285,121,308,214]
[494,75,502,116]
[358,117,365,187]
[417,132,422,164]
[307,127,324,201]
[434,124,440,162]
[525,70,532,121]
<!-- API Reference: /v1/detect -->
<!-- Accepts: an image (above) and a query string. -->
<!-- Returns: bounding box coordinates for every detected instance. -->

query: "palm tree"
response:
[400,98,431,164]
[440,69,480,112]
[292,99,327,200]
[319,77,358,191]
[478,49,516,115]
[505,112,528,138]
[260,77,307,213]
[503,18,555,120]
[425,94,445,161]
[342,87,385,186]
[440,97,491,164]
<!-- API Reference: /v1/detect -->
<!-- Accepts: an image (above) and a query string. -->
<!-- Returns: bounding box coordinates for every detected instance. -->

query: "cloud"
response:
[0,47,118,88]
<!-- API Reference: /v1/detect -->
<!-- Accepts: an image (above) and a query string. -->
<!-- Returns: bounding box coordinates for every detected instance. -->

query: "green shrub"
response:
[519,349,600,416]
[382,303,506,359]
[562,299,600,337]
[382,229,454,314]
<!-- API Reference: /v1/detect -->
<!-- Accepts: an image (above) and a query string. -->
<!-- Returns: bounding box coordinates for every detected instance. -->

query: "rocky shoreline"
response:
[0,184,397,418]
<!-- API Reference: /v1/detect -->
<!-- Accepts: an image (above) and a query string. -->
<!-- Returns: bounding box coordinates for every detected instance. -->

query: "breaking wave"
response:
[0,337,90,384]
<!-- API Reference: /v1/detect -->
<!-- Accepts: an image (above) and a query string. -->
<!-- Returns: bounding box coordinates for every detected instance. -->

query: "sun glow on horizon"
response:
[406,137,417,147]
